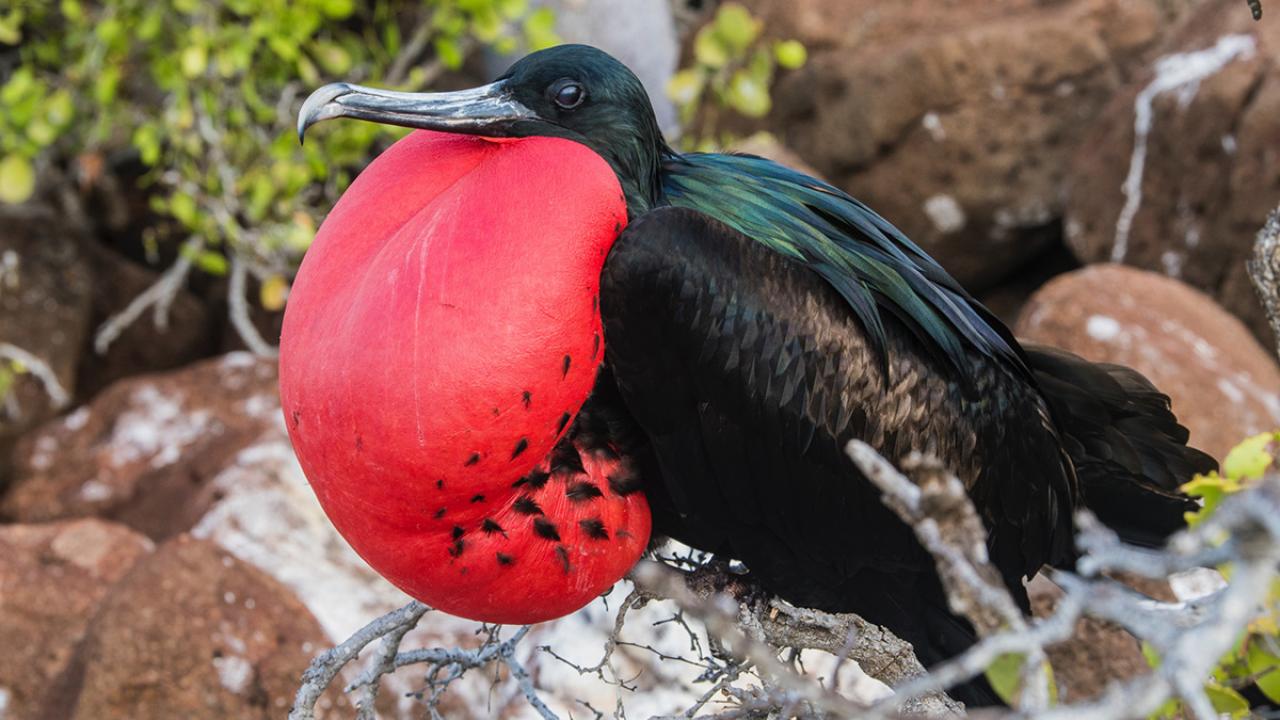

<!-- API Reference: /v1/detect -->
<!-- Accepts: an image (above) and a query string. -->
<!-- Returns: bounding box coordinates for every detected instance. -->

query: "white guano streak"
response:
[1111,34,1256,263]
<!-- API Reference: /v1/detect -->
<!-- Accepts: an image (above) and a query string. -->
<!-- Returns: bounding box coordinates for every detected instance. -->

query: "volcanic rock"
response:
[2,352,278,536]
[1064,2,1280,342]
[1027,576,1151,702]
[36,534,347,720]
[741,0,1200,290]
[0,519,153,719]
[1015,264,1280,460]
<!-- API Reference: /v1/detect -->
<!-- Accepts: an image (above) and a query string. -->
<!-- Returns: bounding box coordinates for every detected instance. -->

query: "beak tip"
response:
[297,81,357,145]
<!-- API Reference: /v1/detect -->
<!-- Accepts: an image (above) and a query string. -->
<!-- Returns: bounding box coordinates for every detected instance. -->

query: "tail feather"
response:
[1025,344,1216,549]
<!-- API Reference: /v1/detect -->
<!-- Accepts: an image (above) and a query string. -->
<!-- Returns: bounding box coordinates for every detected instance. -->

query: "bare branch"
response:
[228,254,279,358]
[849,442,1051,711]
[0,342,71,409]
[630,560,962,718]
[93,236,201,355]
[290,601,430,720]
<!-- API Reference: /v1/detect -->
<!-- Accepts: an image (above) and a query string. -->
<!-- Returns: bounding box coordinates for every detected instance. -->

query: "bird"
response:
[284,44,1216,706]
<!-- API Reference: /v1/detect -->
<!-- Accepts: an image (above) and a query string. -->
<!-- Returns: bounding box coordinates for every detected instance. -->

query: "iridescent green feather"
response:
[660,151,1026,380]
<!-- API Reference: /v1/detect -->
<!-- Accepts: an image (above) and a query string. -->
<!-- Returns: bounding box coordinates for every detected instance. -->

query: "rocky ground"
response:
[2,0,1279,718]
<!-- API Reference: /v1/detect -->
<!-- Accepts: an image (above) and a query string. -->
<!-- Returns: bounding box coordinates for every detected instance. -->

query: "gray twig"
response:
[93,236,201,355]
[0,342,71,409]
[849,442,1051,712]
[290,601,430,720]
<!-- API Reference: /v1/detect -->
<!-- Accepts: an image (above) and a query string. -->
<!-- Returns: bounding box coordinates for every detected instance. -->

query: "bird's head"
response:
[299,44,667,214]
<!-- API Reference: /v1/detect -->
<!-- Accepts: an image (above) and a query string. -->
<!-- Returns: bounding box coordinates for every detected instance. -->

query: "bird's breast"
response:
[279,130,648,623]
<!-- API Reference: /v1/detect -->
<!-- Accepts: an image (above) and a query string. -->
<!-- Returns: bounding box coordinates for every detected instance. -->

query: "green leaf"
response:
[435,37,464,70]
[312,41,353,75]
[667,68,704,106]
[180,45,208,79]
[1205,683,1250,716]
[522,8,559,51]
[26,120,56,146]
[137,9,162,39]
[984,653,1022,705]
[713,3,760,53]
[45,89,74,129]
[983,653,1057,706]
[132,123,162,166]
[0,9,23,45]
[319,0,354,20]
[60,0,84,23]
[775,39,807,69]
[0,154,36,204]
[296,55,320,86]
[1,67,34,106]
[1247,643,1280,703]
[169,191,198,227]
[1222,432,1277,480]
[498,0,528,21]
[693,27,730,68]
[194,250,228,276]
[726,69,770,117]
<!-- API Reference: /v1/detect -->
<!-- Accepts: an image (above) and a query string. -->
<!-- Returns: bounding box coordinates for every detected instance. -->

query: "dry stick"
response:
[93,236,202,355]
[630,560,876,719]
[0,342,71,409]
[849,442,1051,712]
[228,254,279,358]
[290,601,429,720]
[879,478,1280,720]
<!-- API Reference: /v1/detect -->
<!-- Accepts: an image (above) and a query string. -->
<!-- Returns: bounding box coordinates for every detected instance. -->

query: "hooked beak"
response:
[297,80,536,143]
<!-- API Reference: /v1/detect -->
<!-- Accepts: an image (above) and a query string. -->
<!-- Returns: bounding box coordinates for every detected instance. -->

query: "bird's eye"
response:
[552,81,585,110]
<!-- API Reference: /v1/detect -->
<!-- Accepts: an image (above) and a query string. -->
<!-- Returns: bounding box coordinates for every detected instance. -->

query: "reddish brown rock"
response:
[1065,2,1280,341]
[741,0,1200,289]
[1027,576,1151,702]
[0,519,153,719]
[37,534,347,720]
[2,353,279,538]
[1015,264,1280,460]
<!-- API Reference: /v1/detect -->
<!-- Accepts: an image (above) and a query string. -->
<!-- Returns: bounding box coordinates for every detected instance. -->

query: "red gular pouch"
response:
[279,130,649,624]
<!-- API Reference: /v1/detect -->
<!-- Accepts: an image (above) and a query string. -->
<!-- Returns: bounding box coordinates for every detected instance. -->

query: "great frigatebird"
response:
[283,44,1215,706]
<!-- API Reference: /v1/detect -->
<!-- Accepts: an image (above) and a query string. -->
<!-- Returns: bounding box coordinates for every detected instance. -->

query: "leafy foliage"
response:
[1148,431,1280,717]
[666,2,806,151]
[0,0,557,308]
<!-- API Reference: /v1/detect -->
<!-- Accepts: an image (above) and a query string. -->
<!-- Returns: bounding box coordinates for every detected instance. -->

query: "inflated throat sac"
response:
[280,130,649,623]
